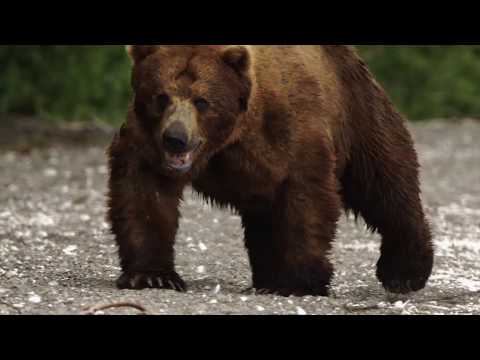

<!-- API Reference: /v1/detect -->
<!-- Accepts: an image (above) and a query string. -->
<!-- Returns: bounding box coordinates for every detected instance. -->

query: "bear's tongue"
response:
[165,151,193,168]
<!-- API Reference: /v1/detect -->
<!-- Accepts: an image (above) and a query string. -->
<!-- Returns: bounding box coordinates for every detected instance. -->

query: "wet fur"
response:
[107,45,434,296]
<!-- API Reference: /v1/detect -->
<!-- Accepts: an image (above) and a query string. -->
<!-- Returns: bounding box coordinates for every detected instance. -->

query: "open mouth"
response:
[164,150,195,173]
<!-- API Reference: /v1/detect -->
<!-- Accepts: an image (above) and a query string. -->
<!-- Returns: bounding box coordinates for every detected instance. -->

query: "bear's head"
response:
[127,45,253,176]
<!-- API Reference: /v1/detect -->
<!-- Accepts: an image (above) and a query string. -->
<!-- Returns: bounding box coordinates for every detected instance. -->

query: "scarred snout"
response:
[158,100,203,174]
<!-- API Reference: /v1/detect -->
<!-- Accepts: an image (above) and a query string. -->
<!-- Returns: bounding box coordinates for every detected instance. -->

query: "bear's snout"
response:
[163,121,189,154]
[160,120,203,174]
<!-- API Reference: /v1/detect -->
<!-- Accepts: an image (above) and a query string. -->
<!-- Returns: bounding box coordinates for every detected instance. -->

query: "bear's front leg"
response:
[241,213,279,291]
[245,175,342,297]
[107,138,186,292]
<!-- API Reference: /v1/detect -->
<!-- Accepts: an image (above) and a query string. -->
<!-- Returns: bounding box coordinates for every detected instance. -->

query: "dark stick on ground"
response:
[82,302,148,315]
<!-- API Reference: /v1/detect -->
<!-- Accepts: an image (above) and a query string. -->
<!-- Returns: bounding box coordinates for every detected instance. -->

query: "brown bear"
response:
[107,45,434,297]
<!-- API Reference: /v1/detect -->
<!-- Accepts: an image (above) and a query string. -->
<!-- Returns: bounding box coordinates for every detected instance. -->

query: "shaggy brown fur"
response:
[107,45,434,296]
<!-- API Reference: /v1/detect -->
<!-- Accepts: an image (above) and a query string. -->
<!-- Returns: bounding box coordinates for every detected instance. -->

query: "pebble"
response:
[296,307,307,315]
[28,295,42,304]
[63,245,78,256]
[0,211,11,219]
[43,168,58,177]
[377,302,388,309]
[80,214,91,222]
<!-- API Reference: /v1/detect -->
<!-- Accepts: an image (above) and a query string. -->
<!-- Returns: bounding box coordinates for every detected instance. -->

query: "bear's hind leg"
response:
[341,126,434,294]
[274,179,341,297]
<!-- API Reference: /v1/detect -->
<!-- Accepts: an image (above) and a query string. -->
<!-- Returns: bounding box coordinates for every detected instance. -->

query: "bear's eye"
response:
[194,98,210,113]
[154,94,170,114]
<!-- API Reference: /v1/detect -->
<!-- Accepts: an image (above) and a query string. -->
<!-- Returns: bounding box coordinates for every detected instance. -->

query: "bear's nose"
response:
[163,122,189,154]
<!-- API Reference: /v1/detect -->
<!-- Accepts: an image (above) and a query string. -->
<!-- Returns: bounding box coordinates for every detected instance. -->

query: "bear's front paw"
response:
[117,271,187,292]
[377,248,433,294]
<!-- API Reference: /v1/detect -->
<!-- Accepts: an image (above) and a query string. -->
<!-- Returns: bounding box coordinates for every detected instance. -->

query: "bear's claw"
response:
[252,285,329,297]
[380,277,429,294]
[117,271,187,292]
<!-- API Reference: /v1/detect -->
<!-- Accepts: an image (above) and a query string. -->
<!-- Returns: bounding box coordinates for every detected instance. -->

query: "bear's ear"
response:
[126,45,159,63]
[221,46,252,76]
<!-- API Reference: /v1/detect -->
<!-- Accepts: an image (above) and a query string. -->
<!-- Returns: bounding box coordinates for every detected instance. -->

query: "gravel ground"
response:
[0,119,479,315]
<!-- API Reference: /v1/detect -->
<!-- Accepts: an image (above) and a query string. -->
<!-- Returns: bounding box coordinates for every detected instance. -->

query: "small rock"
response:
[6,270,18,278]
[63,245,78,256]
[44,168,58,177]
[296,306,307,315]
[31,213,55,227]
[377,302,388,309]
[28,295,42,304]
[394,301,407,309]
[0,211,11,219]
[8,184,18,192]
